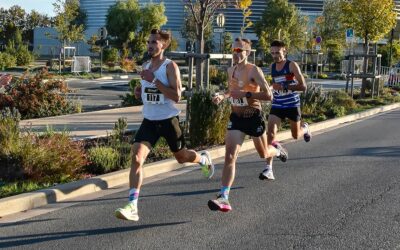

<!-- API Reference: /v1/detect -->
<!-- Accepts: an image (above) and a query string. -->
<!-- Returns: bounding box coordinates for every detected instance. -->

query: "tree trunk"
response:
[195,27,205,90]
[360,38,369,98]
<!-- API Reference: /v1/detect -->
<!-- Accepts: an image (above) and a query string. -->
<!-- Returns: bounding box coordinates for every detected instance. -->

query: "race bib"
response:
[273,76,286,83]
[229,97,248,107]
[144,87,165,104]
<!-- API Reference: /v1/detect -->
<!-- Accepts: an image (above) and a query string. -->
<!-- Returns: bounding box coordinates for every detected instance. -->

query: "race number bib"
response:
[229,97,248,107]
[144,87,165,104]
[273,76,286,83]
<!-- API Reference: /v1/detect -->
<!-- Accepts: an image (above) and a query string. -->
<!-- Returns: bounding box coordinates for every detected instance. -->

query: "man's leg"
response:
[115,142,151,221]
[261,114,287,180]
[288,107,311,142]
[161,116,215,178]
[208,130,245,212]
[173,148,215,178]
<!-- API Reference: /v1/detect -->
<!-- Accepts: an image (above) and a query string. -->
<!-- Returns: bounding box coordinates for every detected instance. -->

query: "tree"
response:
[106,0,167,59]
[53,0,86,46]
[182,0,230,89]
[378,40,400,67]
[254,0,307,53]
[222,32,233,54]
[234,0,253,37]
[341,0,396,97]
[315,0,348,72]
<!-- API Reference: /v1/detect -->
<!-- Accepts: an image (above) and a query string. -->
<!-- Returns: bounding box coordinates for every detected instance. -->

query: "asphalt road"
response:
[66,79,130,112]
[2,109,399,249]
[64,77,360,113]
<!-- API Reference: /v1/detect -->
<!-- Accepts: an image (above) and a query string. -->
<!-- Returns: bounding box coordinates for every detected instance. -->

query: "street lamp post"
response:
[216,13,225,53]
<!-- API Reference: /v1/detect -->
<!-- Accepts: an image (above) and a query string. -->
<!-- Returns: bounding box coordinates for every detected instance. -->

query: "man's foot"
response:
[115,203,139,221]
[259,167,275,180]
[272,141,288,162]
[303,122,312,142]
[200,151,215,179]
[208,195,232,212]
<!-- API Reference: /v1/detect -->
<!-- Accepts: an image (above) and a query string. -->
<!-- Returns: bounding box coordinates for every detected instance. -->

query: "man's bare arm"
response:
[250,66,273,101]
[289,61,307,91]
[160,61,181,103]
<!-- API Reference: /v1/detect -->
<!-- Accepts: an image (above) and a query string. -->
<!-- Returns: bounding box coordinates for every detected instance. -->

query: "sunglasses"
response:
[232,47,247,53]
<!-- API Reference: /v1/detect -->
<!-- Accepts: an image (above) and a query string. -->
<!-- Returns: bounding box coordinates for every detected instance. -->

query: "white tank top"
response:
[140,58,181,120]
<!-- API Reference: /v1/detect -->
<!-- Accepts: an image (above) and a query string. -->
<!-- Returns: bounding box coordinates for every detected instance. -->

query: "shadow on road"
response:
[0,221,189,248]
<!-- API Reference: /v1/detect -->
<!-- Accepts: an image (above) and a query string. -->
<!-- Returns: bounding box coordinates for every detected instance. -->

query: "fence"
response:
[381,66,400,87]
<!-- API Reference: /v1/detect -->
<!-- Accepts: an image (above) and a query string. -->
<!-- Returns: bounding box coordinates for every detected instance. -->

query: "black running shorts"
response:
[227,110,266,137]
[269,107,301,122]
[133,116,185,152]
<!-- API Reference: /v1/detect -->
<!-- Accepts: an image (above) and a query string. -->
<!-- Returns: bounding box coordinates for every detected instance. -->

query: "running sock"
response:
[302,123,309,134]
[265,165,272,171]
[275,148,281,157]
[128,188,140,206]
[220,186,230,200]
[199,154,207,165]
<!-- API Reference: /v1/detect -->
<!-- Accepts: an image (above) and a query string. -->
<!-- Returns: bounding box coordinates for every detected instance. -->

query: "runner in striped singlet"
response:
[261,40,312,181]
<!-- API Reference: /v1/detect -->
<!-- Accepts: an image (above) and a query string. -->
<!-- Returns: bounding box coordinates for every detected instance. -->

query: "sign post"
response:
[215,13,225,53]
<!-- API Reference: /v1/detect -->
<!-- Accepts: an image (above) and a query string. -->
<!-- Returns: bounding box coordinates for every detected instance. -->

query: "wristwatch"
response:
[245,91,252,98]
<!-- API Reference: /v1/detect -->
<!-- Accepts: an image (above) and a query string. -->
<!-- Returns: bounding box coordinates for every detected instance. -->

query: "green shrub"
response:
[18,133,87,183]
[0,108,21,156]
[120,79,143,106]
[300,84,330,117]
[0,52,17,70]
[86,146,119,174]
[15,45,33,66]
[0,70,76,119]
[209,66,228,89]
[189,89,230,147]
[0,181,53,198]
[103,48,120,66]
[317,73,328,79]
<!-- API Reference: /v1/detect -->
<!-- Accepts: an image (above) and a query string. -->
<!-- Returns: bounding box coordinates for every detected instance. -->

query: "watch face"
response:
[246,92,251,98]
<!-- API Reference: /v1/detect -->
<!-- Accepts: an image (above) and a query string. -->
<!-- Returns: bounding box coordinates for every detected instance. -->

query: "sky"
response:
[0,0,56,16]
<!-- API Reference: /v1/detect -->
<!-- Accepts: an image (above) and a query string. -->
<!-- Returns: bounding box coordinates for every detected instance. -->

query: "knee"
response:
[131,154,145,169]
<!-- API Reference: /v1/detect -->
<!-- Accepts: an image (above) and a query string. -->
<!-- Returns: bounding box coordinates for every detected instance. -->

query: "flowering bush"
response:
[0,69,76,119]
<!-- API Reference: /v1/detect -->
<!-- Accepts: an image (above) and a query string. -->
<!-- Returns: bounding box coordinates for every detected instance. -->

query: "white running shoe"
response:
[115,203,139,221]
[199,151,215,179]
[259,168,275,180]
[303,122,312,142]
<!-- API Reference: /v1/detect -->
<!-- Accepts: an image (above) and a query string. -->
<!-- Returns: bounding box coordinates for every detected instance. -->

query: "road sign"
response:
[213,28,225,33]
[216,13,225,28]
[98,27,108,40]
[315,36,322,44]
[346,28,354,43]
[315,45,321,51]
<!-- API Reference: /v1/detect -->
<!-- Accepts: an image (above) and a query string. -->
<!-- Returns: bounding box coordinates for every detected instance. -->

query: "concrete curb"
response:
[1,102,399,218]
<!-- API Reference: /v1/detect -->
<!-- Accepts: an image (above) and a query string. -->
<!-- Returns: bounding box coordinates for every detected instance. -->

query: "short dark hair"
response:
[150,29,171,44]
[270,40,286,48]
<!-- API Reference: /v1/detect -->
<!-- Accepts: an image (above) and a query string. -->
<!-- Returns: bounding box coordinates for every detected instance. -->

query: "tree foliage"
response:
[234,0,253,37]
[53,0,87,45]
[254,0,307,52]
[379,40,400,67]
[106,0,167,58]
[340,0,396,97]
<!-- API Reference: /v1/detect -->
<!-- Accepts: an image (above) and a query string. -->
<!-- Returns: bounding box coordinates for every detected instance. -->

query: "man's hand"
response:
[272,83,283,90]
[212,93,225,105]
[140,70,155,83]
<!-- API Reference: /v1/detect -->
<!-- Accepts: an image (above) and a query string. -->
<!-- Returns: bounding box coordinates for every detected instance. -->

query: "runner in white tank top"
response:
[115,29,215,221]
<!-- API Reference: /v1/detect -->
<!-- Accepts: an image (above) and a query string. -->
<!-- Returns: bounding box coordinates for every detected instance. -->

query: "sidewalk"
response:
[2,102,399,220]
[19,103,186,140]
